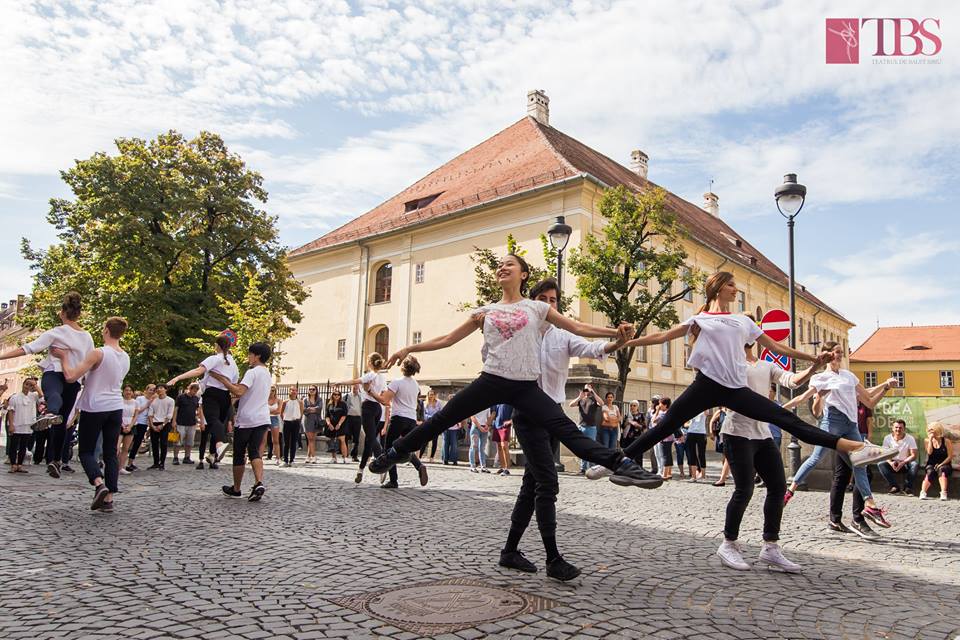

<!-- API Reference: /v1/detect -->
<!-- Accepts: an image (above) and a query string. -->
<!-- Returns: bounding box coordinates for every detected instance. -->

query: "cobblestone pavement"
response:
[1,456,958,640]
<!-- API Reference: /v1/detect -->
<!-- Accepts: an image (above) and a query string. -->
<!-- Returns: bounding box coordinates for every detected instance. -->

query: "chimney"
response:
[630,150,649,180]
[702,192,719,217]
[527,90,549,126]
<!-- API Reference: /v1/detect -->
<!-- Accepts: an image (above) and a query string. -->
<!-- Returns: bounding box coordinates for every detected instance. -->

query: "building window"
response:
[798,320,804,344]
[736,290,745,312]
[891,370,905,388]
[374,327,389,358]
[864,371,877,387]
[635,327,647,363]
[681,267,692,302]
[661,341,671,367]
[337,339,346,360]
[415,263,425,284]
[683,333,692,368]
[374,263,392,303]
[941,370,955,388]
[412,331,422,345]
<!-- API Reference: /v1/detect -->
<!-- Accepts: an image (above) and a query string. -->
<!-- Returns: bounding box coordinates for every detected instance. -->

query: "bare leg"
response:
[252,458,264,484]
[339,436,348,459]
[232,464,244,491]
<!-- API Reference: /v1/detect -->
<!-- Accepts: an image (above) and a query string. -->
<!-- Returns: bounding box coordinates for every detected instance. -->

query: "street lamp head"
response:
[547,215,572,253]
[775,173,807,218]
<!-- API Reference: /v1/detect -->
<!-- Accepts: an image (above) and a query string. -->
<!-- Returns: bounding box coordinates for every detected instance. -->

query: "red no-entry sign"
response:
[761,309,791,342]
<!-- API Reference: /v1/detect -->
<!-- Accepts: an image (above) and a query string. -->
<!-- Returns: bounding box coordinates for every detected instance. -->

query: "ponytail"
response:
[215,334,232,365]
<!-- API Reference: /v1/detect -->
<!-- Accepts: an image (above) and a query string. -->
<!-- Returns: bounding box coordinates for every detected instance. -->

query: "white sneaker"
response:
[717,540,750,571]
[275,457,281,466]
[215,443,229,462]
[119,468,131,475]
[585,465,613,480]
[849,444,898,467]
[205,453,215,466]
[939,494,948,501]
[919,491,928,500]
[757,542,801,574]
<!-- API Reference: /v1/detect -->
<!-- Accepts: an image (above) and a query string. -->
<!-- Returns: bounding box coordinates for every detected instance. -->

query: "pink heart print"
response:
[488,309,529,340]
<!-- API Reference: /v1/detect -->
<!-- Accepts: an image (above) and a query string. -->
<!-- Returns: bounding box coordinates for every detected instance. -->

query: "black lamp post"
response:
[775,173,807,478]
[547,215,572,471]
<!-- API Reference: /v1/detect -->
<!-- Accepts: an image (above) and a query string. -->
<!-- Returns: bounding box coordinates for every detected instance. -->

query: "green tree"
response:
[568,186,704,400]
[20,131,307,387]
[462,234,572,311]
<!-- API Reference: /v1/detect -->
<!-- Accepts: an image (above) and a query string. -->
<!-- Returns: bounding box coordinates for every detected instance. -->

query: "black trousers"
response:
[150,422,171,466]
[8,433,29,465]
[419,433,440,458]
[391,373,622,472]
[201,388,231,454]
[33,428,49,464]
[830,453,865,524]
[40,372,81,465]
[78,409,122,494]
[385,417,423,483]
[686,433,707,470]
[128,423,148,461]
[345,416,361,457]
[233,425,268,466]
[723,435,787,542]
[282,419,300,463]
[358,401,383,470]
[624,372,841,459]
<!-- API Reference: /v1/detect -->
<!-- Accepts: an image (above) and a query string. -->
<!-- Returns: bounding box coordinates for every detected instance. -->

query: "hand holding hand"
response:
[49,346,68,360]
[884,377,898,388]
[208,370,229,385]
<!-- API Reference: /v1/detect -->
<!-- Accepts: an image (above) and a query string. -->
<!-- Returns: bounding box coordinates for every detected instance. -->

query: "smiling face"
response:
[495,255,528,292]
[717,277,738,304]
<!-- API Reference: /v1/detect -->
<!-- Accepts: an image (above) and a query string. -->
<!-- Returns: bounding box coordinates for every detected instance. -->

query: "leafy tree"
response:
[568,186,704,400]
[462,234,572,311]
[20,131,307,387]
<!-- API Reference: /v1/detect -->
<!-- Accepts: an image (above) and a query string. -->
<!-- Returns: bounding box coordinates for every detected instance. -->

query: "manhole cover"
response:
[329,578,557,634]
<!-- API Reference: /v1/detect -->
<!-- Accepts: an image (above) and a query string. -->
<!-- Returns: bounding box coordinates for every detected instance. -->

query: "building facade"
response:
[0,295,37,394]
[850,325,959,397]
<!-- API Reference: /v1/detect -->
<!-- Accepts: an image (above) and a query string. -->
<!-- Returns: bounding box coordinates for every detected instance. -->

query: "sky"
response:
[0,0,957,349]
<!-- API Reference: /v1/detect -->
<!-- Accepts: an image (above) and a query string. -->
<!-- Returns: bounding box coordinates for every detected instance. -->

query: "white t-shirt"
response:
[387,376,420,420]
[359,371,386,403]
[76,346,130,413]
[149,396,175,423]
[682,312,764,389]
[200,354,239,391]
[235,366,271,429]
[122,398,137,425]
[23,325,95,374]
[134,395,151,425]
[882,433,918,462]
[810,368,859,423]
[7,391,39,433]
[477,299,551,381]
[723,359,797,440]
[282,398,302,420]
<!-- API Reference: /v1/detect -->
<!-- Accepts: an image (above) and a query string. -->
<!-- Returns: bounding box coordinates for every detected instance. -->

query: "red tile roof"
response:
[850,326,960,362]
[290,117,848,322]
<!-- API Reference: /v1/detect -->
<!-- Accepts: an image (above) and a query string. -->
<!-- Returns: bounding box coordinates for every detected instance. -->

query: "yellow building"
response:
[850,325,960,397]
[280,91,852,401]
[0,295,37,397]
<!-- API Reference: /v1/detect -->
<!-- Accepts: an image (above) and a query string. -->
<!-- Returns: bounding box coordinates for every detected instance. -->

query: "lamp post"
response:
[547,215,572,471]
[775,173,807,478]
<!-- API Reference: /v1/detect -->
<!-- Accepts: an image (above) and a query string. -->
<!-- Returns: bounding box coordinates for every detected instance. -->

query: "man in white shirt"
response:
[147,384,176,470]
[5,378,42,473]
[878,419,919,494]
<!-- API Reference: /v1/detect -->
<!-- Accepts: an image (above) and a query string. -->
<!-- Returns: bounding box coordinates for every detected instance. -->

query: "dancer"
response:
[280,386,303,467]
[207,342,272,501]
[335,354,387,484]
[167,334,238,468]
[171,382,201,465]
[51,317,129,512]
[783,341,897,527]
[920,422,953,500]
[147,384,175,470]
[715,332,821,572]
[588,272,897,487]
[117,386,137,474]
[0,292,92,478]
[303,385,324,464]
[125,384,154,472]
[371,355,428,488]
[5,378,42,474]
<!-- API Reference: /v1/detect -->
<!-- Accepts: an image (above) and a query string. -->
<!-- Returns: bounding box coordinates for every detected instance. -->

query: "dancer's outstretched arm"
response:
[545,308,627,339]
[856,377,896,409]
[167,365,207,387]
[385,316,483,368]
[623,323,688,347]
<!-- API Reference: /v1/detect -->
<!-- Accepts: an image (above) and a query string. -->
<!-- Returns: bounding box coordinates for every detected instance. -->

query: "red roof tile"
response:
[850,326,960,362]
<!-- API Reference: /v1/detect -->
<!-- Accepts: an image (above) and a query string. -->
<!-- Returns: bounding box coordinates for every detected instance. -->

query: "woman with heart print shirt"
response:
[369,253,657,498]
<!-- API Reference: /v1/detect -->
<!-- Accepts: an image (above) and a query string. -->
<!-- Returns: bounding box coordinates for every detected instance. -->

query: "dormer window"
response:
[904,343,932,351]
[404,193,441,213]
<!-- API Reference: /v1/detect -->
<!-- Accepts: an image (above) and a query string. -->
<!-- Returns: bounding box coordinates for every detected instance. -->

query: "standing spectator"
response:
[710,408,731,486]
[171,383,201,466]
[685,411,708,482]
[877,419,919,494]
[620,401,645,454]
[598,393,620,451]
[265,386,281,463]
[280,386,303,467]
[655,397,677,480]
[570,385,603,474]
[343,383,363,462]
[6,378,42,474]
[147,384,175,470]
[303,386,324,464]
[117,386,137,474]
[920,422,953,501]
[647,395,662,472]
[417,394,440,462]
[492,403,514,475]
[126,385,154,472]
[325,390,348,464]
[675,423,687,479]
[469,407,491,473]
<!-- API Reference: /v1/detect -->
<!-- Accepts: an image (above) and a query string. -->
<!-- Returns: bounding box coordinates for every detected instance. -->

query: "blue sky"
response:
[1,0,957,348]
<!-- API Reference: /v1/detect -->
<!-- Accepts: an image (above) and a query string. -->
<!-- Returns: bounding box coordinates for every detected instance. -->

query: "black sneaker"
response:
[380,481,399,489]
[47,462,61,479]
[609,460,664,489]
[369,448,410,474]
[195,461,204,470]
[546,556,581,582]
[129,462,139,471]
[98,501,114,513]
[499,550,537,573]
[172,458,180,466]
[888,486,901,495]
[417,464,429,487]
[125,464,135,472]
[248,482,266,502]
[850,519,880,541]
[222,485,242,498]
[209,463,219,470]
[182,458,192,465]
[91,484,109,511]
[61,464,75,473]
[147,464,160,470]
[828,520,852,534]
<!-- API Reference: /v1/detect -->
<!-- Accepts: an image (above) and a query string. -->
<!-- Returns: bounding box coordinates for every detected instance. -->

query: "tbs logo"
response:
[826,18,942,64]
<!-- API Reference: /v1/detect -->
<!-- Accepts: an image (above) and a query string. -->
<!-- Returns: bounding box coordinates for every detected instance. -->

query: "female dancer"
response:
[372,355,428,488]
[920,422,952,500]
[325,390,349,463]
[368,254,655,492]
[0,292,93,479]
[51,317,129,512]
[280,386,303,467]
[167,334,238,468]
[265,386,281,463]
[303,386,324,463]
[586,272,896,487]
[335,353,387,484]
[117,386,137,475]
[783,341,897,527]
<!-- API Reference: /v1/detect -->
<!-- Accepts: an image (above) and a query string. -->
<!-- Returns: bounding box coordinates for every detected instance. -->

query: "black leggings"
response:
[282,419,300,463]
[233,425,268,466]
[686,433,707,470]
[358,401,383,470]
[723,435,786,542]
[8,433,29,465]
[149,422,171,466]
[201,388,231,456]
[419,435,440,458]
[831,452,866,524]
[128,423,148,461]
[385,416,423,483]
[623,372,841,460]
[78,409,122,494]
[41,371,81,465]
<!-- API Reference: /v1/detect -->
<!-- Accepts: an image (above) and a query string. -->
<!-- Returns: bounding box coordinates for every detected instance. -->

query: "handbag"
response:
[167,427,180,444]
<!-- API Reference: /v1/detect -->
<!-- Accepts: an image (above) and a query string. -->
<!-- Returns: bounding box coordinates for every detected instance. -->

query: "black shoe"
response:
[351,457,359,462]
[248,482,266,502]
[172,458,180,465]
[195,462,205,470]
[47,462,61,479]
[546,556,581,582]
[61,464,75,473]
[98,501,114,513]
[91,484,109,511]
[380,481,399,489]
[129,462,139,471]
[828,520,852,534]
[417,463,429,487]
[888,486,901,494]
[850,519,880,541]
[369,448,409,474]
[147,464,160,470]
[125,464,135,472]
[609,460,664,489]
[182,458,192,465]
[499,549,537,573]
[222,485,242,497]
[209,463,219,470]
[159,464,165,471]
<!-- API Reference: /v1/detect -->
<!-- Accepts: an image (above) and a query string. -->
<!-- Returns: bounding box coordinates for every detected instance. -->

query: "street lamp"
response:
[775,173,807,479]
[547,215,572,472]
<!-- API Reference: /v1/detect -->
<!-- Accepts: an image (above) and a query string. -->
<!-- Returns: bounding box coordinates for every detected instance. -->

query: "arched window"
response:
[374,263,392,303]
[374,327,389,358]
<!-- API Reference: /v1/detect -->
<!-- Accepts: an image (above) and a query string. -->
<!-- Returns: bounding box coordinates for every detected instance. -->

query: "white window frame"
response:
[863,371,877,387]
[415,263,425,284]
[336,339,346,360]
[661,341,671,367]
[736,290,745,312]
[941,370,954,389]
[891,370,905,388]
[635,328,647,363]
[412,331,422,345]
